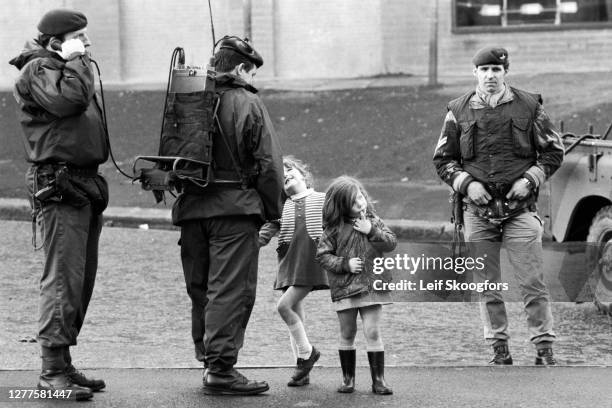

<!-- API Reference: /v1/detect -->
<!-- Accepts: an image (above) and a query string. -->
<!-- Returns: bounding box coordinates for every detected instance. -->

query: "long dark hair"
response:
[322,176,374,233]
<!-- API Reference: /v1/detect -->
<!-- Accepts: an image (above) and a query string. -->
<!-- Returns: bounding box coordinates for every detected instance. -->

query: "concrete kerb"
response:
[0,198,453,241]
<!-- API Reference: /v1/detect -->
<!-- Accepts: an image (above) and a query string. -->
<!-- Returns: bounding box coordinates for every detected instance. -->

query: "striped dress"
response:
[261,189,329,291]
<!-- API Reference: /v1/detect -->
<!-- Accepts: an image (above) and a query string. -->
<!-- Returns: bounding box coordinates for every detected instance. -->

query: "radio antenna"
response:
[207,0,216,55]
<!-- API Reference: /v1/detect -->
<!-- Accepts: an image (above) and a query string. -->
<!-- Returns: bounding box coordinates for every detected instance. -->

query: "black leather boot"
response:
[38,370,93,401]
[535,347,557,366]
[490,342,513,365]
[39,347,93,401]
[367,351,393,395]
[64,348,106,392]
[337,349,355,393]
[203,369,269,396]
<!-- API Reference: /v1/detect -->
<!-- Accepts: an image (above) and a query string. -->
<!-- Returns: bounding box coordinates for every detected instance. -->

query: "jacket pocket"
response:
[512,117,534,157]
[459,120,475,160]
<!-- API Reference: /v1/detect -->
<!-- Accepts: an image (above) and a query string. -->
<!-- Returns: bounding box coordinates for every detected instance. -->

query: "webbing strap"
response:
[213,93,248,187]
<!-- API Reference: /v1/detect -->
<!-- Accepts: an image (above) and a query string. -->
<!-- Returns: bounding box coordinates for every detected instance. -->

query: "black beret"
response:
[217,35,263,68]
[38,9,87,36]
[472,47,509,69]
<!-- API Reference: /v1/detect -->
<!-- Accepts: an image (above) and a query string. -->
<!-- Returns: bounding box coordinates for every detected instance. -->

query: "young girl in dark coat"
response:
[259,156,329,386]
[316,176,397,395]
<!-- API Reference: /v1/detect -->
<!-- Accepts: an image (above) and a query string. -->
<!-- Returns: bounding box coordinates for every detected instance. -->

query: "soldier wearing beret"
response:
[174,36,284,395]
[433,47,564,365]
[9,9,108,400]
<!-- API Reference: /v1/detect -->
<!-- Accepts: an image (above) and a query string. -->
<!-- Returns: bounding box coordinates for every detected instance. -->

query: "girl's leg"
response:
[278,286,313,359]
[336,308,358,393]
[359,305,392,395]
[337,308,358,348]
[292,299,306,324]
[359,305,384,351]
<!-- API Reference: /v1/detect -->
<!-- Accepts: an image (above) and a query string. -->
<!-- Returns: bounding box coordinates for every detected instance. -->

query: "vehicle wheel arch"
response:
[563,196,611,241]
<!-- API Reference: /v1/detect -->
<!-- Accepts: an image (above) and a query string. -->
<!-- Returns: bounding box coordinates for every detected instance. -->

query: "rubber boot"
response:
[367,351,393,395]
[39,346,93,401]
[337,349,355,393]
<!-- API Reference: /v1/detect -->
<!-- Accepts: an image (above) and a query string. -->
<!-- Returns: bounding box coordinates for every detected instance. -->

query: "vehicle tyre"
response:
[586,205,612,316]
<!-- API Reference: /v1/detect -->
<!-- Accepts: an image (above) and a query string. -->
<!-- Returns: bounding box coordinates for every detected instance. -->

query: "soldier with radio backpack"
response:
[9,9,108,401]
[433,47,564,366]
[172,36,284,395]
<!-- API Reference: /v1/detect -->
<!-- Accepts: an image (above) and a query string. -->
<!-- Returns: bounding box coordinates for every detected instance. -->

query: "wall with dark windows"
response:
[440,0,612,75]
[2,0,611,89]
[455,0,612,29]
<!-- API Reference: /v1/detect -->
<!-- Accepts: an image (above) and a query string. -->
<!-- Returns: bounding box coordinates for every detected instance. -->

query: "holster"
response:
[34,165,109,214]
[450,191,466,258]
[450,191,464,227]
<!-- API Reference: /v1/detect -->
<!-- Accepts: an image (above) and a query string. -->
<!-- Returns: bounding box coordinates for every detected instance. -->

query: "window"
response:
[455,0,612,29]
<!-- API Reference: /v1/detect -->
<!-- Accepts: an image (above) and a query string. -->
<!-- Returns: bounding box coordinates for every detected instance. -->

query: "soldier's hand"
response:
[506,178,531,200]
[58,38,86,60]
[348,257,363,274]
[466,181,492,206]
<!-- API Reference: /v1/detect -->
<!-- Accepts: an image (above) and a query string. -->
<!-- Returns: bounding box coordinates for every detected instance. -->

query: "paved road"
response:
[0,367,611,408]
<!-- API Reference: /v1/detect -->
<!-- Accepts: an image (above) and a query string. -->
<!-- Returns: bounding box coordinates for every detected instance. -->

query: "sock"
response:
[288,322,312,359]
[289,332,298,360]
[338,337,356,351]
[366,339,384,352]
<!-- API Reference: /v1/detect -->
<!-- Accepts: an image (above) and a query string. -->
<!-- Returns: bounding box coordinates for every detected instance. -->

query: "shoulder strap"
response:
[510,87,542,108]
[213,91,248,186]
[447,90,475,121]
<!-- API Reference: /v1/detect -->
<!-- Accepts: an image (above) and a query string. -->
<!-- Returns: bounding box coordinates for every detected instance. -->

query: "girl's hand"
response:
[348,257,363,274]
[352,213,372,235]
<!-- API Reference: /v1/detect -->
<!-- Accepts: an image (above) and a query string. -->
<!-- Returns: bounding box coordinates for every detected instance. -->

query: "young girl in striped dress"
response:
[259,156,329,386]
